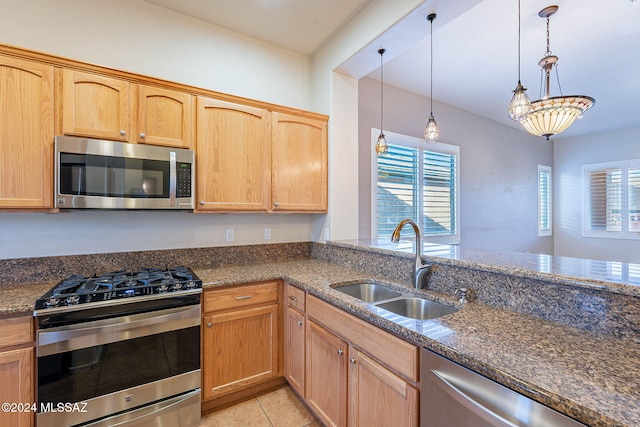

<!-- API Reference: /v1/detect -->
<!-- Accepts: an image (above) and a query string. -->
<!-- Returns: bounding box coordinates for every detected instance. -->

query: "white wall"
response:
[358,77,554,253]
[554,125,640,263]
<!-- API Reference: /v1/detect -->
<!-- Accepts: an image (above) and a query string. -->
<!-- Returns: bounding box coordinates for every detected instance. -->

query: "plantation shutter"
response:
[423,151,457,236]
[588,168,622,231]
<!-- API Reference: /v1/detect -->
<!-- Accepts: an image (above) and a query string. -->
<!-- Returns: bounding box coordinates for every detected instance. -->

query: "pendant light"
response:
[507,0,532,121]
[375,48,388,155]
[518,5,595,140]
[424,13,440,143]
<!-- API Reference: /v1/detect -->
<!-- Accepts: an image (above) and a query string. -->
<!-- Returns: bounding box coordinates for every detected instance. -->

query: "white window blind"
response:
[538,165,552,236]
[373,131,459,243]
[583,160,640,239]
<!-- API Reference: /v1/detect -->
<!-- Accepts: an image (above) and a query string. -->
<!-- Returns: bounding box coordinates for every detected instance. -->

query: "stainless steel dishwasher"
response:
[421,349,586,426]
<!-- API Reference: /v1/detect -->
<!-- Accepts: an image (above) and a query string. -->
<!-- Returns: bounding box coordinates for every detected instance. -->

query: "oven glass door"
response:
[38,325,199,405]
[58,153,171,199]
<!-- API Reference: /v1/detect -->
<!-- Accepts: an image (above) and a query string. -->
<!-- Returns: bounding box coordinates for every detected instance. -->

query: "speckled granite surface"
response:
[196,259,640,427]
[1,242,639,426]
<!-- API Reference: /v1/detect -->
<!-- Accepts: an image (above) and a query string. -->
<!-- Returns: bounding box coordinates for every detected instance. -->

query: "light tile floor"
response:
[199,385,320,427]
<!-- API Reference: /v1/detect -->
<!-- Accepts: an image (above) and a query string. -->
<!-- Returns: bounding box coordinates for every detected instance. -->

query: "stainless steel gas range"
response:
[33,266,202,427]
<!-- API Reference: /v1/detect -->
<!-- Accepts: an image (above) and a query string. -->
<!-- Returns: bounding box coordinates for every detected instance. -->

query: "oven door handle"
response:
[37,304,200,357]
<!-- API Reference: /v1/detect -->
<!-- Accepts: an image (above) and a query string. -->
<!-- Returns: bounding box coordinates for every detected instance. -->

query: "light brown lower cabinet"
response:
[201,281,282,401]
[0,316,35,427]
[290,292,419,427]
[284,304,306,397]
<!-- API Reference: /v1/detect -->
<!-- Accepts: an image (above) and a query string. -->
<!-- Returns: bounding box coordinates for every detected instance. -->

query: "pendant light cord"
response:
[378,48,385,134]
[429,15,434,115]
[517,0,522,82]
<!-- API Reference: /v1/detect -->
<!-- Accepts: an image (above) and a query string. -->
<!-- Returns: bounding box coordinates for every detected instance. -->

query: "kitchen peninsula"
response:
[0,241,638,426]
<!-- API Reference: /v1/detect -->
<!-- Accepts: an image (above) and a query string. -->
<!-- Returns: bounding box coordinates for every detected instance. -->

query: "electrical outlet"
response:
[225,229,234,242]
[264,228,272,240]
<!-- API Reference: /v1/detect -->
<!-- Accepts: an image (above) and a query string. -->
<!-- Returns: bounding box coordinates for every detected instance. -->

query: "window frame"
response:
[370,129,460,244]
[538,165,553,237]
[582,159,640,240]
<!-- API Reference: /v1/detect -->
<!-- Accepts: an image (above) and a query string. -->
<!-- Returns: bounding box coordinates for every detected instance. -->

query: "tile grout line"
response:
[255,395,276,427]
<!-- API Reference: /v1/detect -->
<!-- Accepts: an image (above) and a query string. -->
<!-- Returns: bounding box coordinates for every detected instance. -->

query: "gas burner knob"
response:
[66,295,80,305]
[46,297,60,307]
[158,284,168,293]
[173,282,184,291]
[185,280,196,289]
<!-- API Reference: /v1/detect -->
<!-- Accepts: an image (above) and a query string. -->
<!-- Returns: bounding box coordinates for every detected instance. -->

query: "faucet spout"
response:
[391,219,426,289]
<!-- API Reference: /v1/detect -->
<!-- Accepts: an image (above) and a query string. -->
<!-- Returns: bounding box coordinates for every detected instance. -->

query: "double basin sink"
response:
[332,282,458,320]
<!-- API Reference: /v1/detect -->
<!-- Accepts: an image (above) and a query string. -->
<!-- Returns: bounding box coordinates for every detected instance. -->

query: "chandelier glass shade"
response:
[519,95,595,140]
[516,5,594,140]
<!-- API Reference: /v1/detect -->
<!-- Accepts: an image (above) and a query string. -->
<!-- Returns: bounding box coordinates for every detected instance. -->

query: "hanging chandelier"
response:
[507,0,531,121]
[375,48,388,155]
[518,5,594,140]
[424,13,440,143]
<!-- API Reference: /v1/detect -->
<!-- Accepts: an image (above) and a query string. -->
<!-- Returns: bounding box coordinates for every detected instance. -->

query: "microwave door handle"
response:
[169,151,177,207]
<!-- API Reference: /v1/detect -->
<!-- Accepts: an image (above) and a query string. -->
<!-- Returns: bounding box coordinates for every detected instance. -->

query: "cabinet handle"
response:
[206,322,212,328]
[337,349,344,356]
[120,130,126,136]
[139,132,146,139]
[297,320,303,326]
[349,357,356,364]
[235,295,252,300]
[288,295,299,302]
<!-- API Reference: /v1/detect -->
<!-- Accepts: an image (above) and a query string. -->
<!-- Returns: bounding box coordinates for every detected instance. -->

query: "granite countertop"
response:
[196,259,640,427]
[3,259,638,426]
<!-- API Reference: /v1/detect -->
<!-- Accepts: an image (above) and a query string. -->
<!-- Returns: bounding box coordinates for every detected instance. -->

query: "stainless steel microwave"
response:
[54,136,194,209]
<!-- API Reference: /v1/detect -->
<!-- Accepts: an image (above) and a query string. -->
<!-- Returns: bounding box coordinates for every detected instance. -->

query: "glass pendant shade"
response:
[375,132,388,155]
[424,113,440,143]
[519,95,595,140]
[507,81,532,121]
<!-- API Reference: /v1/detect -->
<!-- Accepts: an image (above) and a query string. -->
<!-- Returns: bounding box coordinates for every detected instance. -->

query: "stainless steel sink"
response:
[375,297,458,320]
[334,283,402,303]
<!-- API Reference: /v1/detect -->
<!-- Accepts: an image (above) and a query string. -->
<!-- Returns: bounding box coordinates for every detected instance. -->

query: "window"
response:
[583,159,640,239]
[372,130,459,244]
[538,165,552,237]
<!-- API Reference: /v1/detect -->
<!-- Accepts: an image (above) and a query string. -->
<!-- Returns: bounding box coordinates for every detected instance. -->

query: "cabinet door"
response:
[136,85,193,148]
[284,305,305,397]
[305,320,347,427]
[271,112,327,212]
[0,56,53,208]
[0,347,34,427]
[196,97,270,211]
[59,69,131,141]
[349,348,418,427]
[202,304,279,399]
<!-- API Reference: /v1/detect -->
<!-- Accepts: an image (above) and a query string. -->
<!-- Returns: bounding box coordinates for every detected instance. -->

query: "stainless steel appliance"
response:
[55,136,194,209]
[34,267,202,427]
[421,349,586,427]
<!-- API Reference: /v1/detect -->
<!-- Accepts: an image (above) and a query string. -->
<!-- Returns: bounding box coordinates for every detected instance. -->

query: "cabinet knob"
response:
[274,202,280,207]
[337,349,344,356]
[120,130,126,136]
[297,320,303,326]
[139,132,145,139]
[349,357,356,364]
[200,201,205,205]
[206,322,212,328]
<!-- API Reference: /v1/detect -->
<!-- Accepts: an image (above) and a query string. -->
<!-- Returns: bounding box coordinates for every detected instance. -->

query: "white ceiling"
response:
[144,0,640,139]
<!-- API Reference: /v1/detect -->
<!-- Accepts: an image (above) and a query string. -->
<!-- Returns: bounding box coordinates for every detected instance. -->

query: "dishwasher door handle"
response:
[431,369,520,427]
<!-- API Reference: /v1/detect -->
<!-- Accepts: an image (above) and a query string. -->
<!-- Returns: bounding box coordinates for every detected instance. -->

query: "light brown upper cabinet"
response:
[136,85,193,148]
[58,69,131,142]
[0,55,54,209]
[58,69,194,148]
[196,97,271,212]
[271,112,328,212]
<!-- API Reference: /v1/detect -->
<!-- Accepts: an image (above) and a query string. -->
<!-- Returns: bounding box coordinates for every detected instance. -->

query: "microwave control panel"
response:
[177,163,192,198]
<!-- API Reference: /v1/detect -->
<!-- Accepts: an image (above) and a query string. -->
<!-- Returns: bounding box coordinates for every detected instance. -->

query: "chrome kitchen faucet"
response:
[391,219,430,290]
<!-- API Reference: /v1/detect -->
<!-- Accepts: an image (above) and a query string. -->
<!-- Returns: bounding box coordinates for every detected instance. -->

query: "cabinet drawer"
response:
[204,281,279,313]
[0,316,33,348]
[285,283,305,312]
[307,295,419,383]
